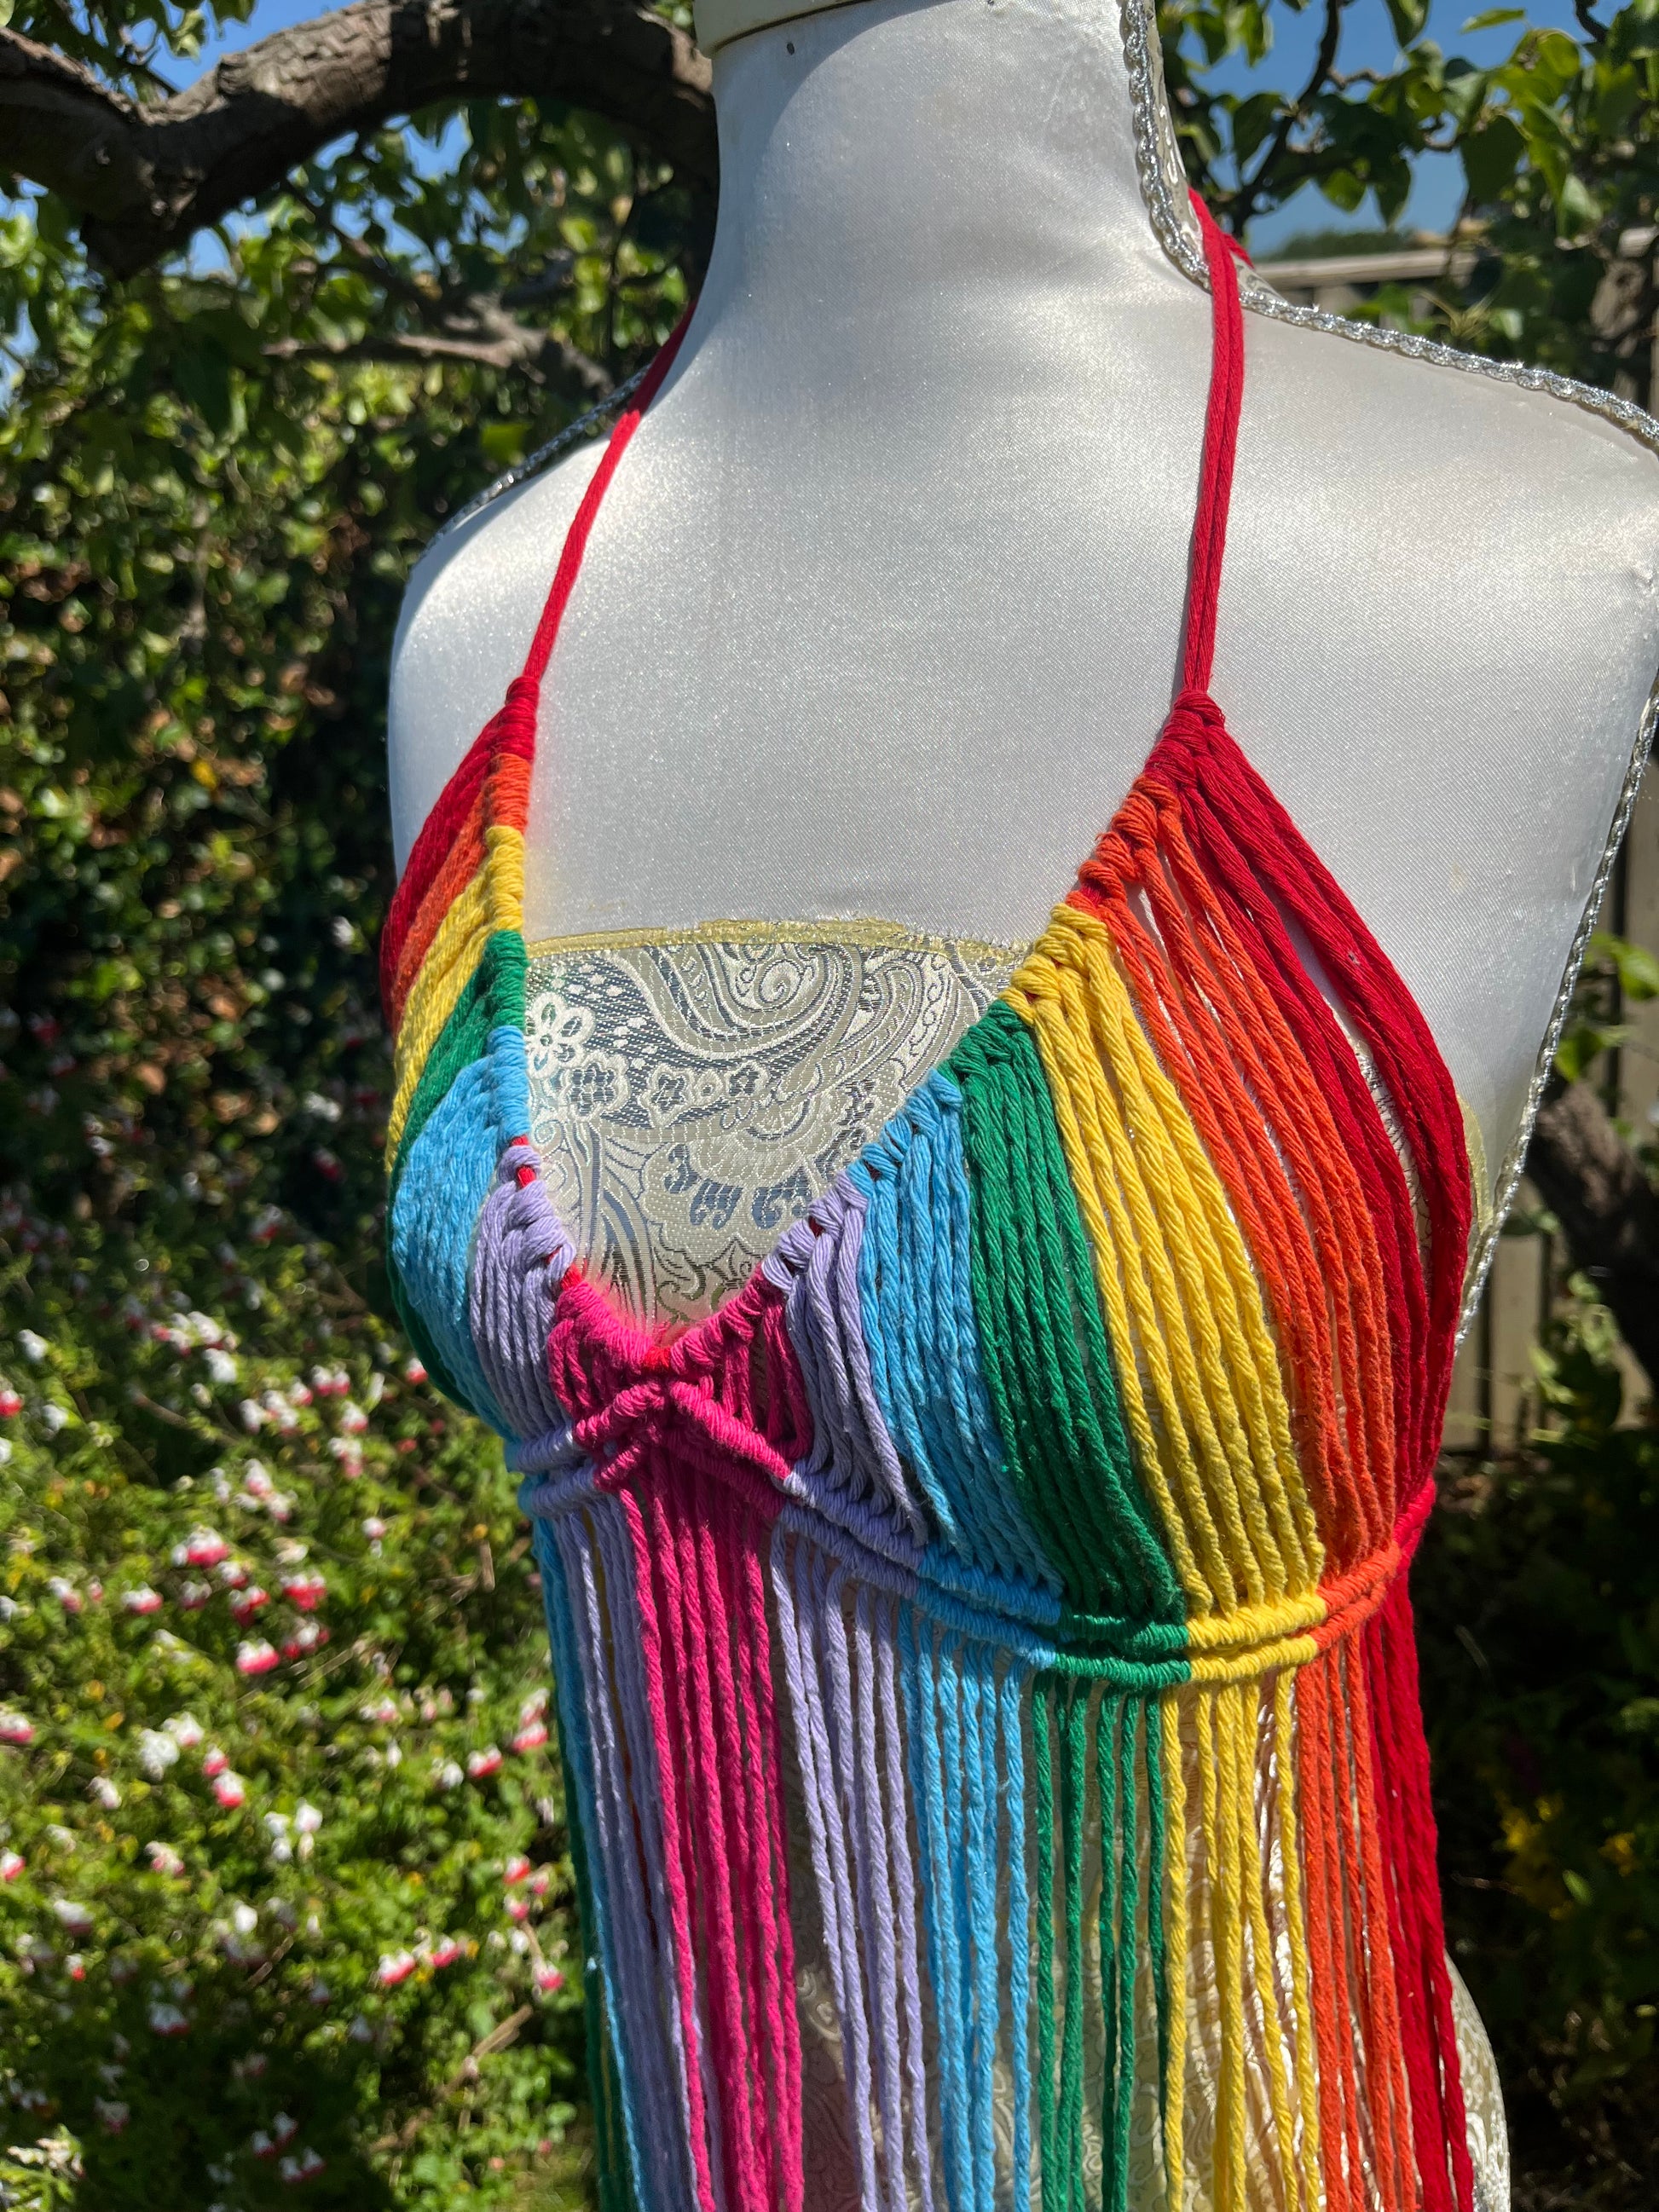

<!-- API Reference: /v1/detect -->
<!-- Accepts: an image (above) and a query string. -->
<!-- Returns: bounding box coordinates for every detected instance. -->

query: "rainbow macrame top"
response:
[383,202,1479,2212]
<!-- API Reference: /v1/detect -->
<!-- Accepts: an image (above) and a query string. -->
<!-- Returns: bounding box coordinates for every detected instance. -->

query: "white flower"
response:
[51,1898,94,1935]
[136,1730,180,1778]
[203,1348,238,1387]
[144,1842,183,1879]
[231,1902,258,1937]
[147,2001,189,2036]
[18,1330,48,1363]
[434,1760,464,1790]
[338,1400,367,1435]
[164,1712,204,1748]
[376,1949,416,1987]
[93,2097,130,2134]
[88,1776,121,1810]
[239,1399,265,1431]
[293,1800,322,1836]
[122,1585,162,1614]
[40,1401,70,1435]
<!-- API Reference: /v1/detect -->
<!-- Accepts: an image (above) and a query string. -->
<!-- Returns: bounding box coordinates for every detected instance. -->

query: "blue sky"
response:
[192,0,1581,250]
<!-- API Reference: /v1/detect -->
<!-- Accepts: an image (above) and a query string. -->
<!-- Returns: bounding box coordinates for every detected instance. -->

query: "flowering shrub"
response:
[0,1194,586,2209]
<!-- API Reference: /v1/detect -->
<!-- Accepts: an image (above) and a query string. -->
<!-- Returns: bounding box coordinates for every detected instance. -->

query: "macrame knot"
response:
[1147,686,1228,784]
[496,672,541,746]
[546,1269,812,1500]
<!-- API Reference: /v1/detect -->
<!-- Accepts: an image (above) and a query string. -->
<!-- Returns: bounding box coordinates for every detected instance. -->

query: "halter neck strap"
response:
[514,303,696,698]
[513,201,1246,712]
[1181,192,1247,702]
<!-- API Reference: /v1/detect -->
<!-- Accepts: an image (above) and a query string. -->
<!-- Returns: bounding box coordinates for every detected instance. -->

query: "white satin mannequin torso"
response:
[390,0,1658,1328]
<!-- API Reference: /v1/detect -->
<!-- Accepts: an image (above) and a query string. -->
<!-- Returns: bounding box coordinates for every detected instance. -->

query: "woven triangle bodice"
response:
[384,203,1487,2212]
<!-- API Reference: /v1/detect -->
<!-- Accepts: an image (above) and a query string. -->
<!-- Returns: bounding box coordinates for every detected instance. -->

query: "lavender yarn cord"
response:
[834,1572,908,2212]
[772,1529,882,2209]
[557,1512,692,2212]
[470,1141,574,1447]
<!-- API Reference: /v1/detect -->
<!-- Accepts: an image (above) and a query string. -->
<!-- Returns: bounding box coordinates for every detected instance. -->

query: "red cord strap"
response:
[1181,192,1248,700]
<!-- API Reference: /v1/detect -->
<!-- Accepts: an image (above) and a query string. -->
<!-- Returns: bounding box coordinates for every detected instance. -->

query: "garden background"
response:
[1,0,1657,2203]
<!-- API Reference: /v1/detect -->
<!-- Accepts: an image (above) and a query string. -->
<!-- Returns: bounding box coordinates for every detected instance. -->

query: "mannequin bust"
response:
[389,0,1658,1335]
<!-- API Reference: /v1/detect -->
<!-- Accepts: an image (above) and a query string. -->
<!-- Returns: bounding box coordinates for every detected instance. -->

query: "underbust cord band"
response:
[381,194,1477,2212]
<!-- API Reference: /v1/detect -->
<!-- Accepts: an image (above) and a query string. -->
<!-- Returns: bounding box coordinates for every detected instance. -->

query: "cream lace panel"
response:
[523,923,1025,1326]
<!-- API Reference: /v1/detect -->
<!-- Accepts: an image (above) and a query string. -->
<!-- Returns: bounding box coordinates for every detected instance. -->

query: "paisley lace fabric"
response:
[524,926,1023,1323]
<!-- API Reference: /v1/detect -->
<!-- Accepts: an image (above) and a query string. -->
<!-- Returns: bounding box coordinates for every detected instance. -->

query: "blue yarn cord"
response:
[901,1604,974,2212]
[532,1518,654,2208]
[960,1648,998,2209]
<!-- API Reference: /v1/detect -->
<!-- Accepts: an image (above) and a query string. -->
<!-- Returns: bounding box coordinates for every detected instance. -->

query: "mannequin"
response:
[384,9,1656,2197]
[389,0,1658,1330]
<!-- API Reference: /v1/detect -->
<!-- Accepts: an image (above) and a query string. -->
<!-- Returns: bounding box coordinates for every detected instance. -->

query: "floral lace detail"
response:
[523,923,1024,1325]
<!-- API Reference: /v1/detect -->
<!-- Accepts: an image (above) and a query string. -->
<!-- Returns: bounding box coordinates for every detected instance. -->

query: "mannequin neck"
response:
[697,0,1180,361]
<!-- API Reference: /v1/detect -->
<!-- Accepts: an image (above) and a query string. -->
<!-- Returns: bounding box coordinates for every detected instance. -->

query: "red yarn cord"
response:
[520,304,695,694]
[1182,194,1247,698]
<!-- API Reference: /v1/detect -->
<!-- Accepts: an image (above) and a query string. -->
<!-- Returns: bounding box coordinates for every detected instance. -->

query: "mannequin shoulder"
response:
[393,439,610,675]
[1247,305,1659,575]
[385,441,608,869]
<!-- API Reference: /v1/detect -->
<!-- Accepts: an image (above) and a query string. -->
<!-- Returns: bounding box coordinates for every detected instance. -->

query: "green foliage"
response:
[0,72,692,2212]
[1163,0,1659,383]
[1554,930,1659,1085]
[1419,1286,1659,2206]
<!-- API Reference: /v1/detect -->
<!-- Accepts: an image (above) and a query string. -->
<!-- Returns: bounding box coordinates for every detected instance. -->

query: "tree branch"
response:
[1233,0,1344,235]
[0,0,714,278]
[1523,1078,1659,1390]
[264,293,610,388]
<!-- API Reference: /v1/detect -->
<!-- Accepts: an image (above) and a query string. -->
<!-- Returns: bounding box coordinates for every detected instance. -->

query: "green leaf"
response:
[172,340,233,438]
[1387,0,1431,44]
[1462,6,1525,25]
[1461,111,1527,201]
[1230,88,1283,165]
[1591,929,1659,1002]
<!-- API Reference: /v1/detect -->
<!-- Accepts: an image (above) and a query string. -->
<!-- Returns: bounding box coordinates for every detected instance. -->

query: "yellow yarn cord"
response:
[387,825,525,1159]
[1008,904,1322,1624]
[1160,1692,1189,2212]
[1271,1671,1324,2211]
[1230,1682,1302,2208]
[1197,1689,1246,2212]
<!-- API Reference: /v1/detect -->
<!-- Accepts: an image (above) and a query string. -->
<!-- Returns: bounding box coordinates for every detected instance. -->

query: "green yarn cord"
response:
[1113,1701,1141,2212]
[1098,1692,1121,2211]
[949,1006,1181,1625]
[1033,1684,1060,2208]
[1060,1685,1090,2211]
[1145,1699,1171,2134]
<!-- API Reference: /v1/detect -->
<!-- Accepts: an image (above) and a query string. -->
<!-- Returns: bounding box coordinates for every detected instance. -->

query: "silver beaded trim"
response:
[424,364,650,555]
